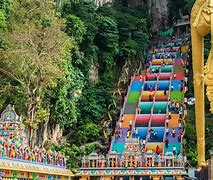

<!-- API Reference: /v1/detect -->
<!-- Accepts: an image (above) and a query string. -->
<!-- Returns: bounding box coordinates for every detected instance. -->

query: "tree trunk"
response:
[27,92,40,147]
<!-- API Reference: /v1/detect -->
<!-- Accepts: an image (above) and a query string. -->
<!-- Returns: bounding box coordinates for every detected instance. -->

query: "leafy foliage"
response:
[0,0,72,125]
[0,0,150,168]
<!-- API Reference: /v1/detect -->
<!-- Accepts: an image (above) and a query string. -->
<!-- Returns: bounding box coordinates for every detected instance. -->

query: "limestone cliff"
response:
[95,0,169,32]
[148,0,169,32]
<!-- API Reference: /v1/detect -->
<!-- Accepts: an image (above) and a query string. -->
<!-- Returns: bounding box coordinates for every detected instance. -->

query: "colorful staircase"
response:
[78,37,189,178]
[110,46,186,159]
[111,76,143,154]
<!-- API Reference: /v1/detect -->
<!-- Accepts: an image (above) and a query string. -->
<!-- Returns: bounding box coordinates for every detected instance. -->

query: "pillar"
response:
[79,176,89,180]
[176,176,183,180]
[209,150,213,180]
[152,176,160,180]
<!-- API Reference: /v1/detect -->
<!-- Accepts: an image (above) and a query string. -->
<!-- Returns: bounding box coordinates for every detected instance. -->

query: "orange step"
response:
[168,114,179,127]
[122,114,135,128]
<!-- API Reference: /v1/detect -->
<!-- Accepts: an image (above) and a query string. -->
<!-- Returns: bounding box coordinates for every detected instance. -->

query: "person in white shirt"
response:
[166,127,169,136]
[135,128,138,135]
[171,85,174,91]
[142,139,146,148]
[129,120,132,129]
[133,127,138,136]
[121,115,124,122]
[119,121,122,129]
[184,77,188,85]
[173,146,177,155]
[178,121,182,129]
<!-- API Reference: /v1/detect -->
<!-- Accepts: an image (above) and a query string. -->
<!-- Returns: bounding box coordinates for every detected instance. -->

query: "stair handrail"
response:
[131,57,151,139]
[144,61,161,145]
[148,62,162,130]
[109,59,143,152]
[130,78,146,139]
[179,46,189,156]
[109,66,139,152]
[162,53,175,155]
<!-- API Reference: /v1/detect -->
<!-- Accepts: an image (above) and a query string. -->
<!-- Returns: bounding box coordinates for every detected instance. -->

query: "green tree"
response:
[45,62,84,128]
[0,0,72,145]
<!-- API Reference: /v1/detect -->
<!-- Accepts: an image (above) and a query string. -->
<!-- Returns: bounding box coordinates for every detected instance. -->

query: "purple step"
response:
[165,127,182,142]
[114,128,128,143]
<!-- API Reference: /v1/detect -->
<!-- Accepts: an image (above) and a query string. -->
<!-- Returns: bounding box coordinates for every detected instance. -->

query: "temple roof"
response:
[0,157,74,177]
[76,167,187,177]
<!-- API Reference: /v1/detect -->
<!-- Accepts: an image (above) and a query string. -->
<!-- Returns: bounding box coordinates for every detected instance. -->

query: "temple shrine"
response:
[0,104,74,179]
[1,0,213,179]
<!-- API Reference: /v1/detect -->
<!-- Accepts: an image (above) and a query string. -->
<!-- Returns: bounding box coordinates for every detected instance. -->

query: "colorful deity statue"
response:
[0,144,3,157]
[9,144,17,158]
[32,146,39,161]
[51,150,57,165]
[0,105,68,167]
[3,139,9,157]
[0,137,3,146]
[61,155,65,166]
[1,104,17,122]
[42,148,47,163]
[191,0,213,167]
[46,149,52,164]
[24,146,30,160]
[18,146,24,159]
[56,154,63,166]
[4,122,9,131]
[38,148,44,162]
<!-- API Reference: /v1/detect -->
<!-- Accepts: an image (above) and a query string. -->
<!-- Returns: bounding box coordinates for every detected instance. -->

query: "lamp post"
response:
[187,97,195,106]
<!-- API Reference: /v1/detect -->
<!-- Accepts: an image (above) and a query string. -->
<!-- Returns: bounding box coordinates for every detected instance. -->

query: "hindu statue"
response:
[191,0,213,167]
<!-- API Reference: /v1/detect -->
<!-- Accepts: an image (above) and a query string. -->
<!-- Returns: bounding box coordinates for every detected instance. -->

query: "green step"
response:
[127,92,140,104]
[170,91,183,102]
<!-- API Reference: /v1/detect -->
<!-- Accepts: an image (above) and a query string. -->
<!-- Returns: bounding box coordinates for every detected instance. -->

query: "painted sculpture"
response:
[0,105,67,166]
[191,0,213,167]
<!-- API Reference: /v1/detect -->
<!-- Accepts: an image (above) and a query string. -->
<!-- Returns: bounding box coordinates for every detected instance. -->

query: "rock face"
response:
[128,0,169,32]
[33,0,169,147]
[95,0,113,6]
[148,0,169,32]
[95,0,169,32]
[89,64,99,84]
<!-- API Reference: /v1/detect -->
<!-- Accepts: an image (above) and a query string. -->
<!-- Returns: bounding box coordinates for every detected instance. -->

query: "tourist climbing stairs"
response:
[78,37,189,178]
[109,40,187,165]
